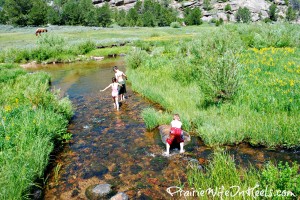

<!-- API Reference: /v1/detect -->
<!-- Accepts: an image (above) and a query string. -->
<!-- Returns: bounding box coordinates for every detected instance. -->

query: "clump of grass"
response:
[187,151,300,199]
[141,108,172,130]
[0,64,73,199]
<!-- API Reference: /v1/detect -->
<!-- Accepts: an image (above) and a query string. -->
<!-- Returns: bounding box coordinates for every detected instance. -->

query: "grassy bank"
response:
[187,151,300,199]
[126,23,300,148]
[0,64,73,199]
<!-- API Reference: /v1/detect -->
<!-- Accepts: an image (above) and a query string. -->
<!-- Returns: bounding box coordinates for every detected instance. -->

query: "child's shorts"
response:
[166,127,184,145]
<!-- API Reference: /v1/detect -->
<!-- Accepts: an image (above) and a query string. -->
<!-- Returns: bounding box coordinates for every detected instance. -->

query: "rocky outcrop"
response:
[93,0,290,22]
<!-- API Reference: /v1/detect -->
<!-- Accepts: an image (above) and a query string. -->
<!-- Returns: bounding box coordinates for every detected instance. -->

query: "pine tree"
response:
[28,0,48,25]
[3,0,33,26]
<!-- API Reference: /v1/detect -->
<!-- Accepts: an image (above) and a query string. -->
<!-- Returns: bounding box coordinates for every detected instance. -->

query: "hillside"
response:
[92,0,298,22]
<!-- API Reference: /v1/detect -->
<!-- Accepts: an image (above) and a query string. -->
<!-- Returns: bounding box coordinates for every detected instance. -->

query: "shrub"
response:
[125,47,148,69]
[269,3,278,21]
[224,4,231,12]
[215,18,224,26]
[286,6,297,21]
[235,7,251,23]
[170,21,181,28]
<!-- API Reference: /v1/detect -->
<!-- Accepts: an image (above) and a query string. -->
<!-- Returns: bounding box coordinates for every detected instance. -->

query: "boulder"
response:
[85,184,113,200]
[158,125,191,145]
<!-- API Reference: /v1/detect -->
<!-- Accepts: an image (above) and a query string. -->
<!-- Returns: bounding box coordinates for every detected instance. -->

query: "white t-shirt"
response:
[171,120,182,128]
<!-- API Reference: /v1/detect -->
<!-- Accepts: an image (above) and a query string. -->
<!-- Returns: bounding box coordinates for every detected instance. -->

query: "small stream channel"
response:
[27,58,300,199]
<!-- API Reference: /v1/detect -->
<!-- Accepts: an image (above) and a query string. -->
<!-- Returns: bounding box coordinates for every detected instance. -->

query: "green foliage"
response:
[286,6,297,21]
[215,18,224,26]
[126,24,300,148]
[170,21,181,28]
[28,0,48,26]
[142,108,169,129]
[269,3,278,21]
[235,7,251,23]
[76,40,96,54]
[188,151,300,199]
[203,0,212,11]
[96,3,112,27]
[184,8,202,25]
[125,47,148,69]
[225,4,232,12]
[2,0,33,26]
[261,162,300,198]
[0,65,72,199]
[61,0,81,25]
[47,5,62,25]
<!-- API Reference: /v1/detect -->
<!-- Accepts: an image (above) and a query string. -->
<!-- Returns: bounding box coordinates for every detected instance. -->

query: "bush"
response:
[286,6,297,21]
[224,4,231,12]
[235,7,251,23]
[125,47,148,69]
[269,3,278,21]
[170,21,181,28]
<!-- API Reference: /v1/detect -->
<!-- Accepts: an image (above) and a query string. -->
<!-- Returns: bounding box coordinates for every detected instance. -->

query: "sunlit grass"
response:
[126,23,300,148]
[0,64,73,199]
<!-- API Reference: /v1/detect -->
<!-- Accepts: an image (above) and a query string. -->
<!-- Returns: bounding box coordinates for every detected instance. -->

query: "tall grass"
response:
[187,151,299,199]
[0,35,97,63]
[127,23,300,148]
[0,64,73,199]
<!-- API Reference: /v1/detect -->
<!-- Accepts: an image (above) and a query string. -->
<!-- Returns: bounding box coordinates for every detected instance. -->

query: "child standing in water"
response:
[113,66,127,101]
[100,77,122,111]
[164,114,185,156]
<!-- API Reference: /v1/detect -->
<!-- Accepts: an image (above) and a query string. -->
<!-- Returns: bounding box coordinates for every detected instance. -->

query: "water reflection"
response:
[26,59,300,199]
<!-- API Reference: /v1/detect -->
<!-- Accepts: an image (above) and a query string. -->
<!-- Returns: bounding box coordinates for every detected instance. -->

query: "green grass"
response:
[187,151,300,199]
[127,23,300,148]
[0,64,73,199]
[0,24,218,64]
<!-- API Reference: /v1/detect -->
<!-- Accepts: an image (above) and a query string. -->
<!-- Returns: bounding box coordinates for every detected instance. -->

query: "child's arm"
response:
[122,72,127,80]
[100,84,112,92]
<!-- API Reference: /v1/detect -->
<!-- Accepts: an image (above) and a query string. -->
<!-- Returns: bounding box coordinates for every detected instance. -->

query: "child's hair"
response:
[113,66,118,71]
[173,114,180,120]
[112,77,117,82]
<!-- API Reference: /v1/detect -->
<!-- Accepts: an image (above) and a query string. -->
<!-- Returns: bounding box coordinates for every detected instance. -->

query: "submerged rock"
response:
[110,192,129,200]
[85,184,113,200]
[158,125,191,145]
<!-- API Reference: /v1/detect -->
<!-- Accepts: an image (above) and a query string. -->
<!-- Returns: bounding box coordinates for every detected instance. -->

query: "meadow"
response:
[126,23,300,148]
[0,23,300,199]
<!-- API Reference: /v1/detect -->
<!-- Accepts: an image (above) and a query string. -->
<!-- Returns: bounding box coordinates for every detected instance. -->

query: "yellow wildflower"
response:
[5,136,10,141]
[4,105,11,112]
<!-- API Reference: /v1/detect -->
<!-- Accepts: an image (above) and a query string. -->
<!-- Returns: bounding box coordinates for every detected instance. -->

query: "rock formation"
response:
[92,0,291,22]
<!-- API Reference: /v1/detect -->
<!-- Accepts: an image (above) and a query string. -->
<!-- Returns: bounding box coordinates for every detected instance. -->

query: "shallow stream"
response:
[27,59,300,199]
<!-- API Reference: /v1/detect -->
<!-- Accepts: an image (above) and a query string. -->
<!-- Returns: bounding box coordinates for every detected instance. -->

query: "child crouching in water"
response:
[100,77,122,111]
[164,114,185,156]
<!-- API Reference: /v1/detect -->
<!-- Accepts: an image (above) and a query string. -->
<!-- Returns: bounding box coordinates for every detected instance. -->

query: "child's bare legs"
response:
[164,143,170,156]
[113,96,119,110]
[180,142,185,153]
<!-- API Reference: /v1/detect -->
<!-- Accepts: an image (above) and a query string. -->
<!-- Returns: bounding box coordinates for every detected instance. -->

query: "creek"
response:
[27,58,300,199]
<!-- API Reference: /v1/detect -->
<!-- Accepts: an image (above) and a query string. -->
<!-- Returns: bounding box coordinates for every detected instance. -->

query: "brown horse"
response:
[35,28,48,36]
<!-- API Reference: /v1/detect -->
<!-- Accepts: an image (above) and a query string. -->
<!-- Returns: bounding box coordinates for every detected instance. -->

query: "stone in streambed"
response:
[85,184,114,200]
[110,192,129,200]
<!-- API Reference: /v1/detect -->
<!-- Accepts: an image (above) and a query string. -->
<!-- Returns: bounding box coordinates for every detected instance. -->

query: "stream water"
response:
[27,59,300,200]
